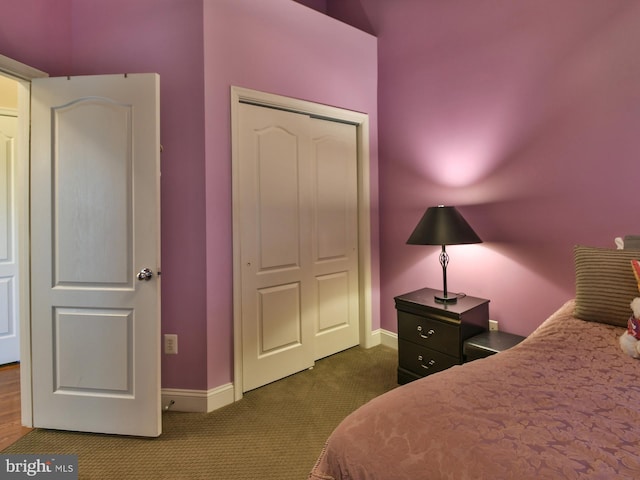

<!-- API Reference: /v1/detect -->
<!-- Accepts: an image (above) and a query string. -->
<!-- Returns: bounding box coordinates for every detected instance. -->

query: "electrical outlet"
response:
[164,334,178,354]
[489,320,499,332]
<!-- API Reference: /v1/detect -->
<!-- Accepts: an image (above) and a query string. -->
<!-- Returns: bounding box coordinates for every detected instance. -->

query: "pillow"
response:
[574,245,640,327]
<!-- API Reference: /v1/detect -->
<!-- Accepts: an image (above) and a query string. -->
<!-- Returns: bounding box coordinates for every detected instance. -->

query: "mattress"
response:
[309,300,640,479]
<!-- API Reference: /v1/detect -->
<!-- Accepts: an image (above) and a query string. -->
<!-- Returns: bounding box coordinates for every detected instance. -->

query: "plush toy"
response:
[619,260,640,358]
[620,298,640,358]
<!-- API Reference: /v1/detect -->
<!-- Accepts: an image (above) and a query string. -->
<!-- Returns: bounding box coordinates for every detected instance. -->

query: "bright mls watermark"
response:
[0,455,77,479]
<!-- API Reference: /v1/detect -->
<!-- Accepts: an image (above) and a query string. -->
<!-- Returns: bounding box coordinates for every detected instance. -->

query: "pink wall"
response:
[0,0,72,75]
[0,0,209,390]
[372,0,640,336]
[202,0,379,387]
[10,0,629,391]
[0,0,378,393]
[69,0,379,390]
[68,0,209,390]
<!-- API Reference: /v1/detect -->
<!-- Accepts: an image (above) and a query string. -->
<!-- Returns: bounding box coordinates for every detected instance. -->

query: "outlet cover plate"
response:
[164,334,178,354]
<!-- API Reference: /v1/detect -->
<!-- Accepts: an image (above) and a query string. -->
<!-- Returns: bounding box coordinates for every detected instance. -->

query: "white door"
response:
[308,117,359,360]
[238,103,358,392]
[0,112,19,365]
[30,74,162,437]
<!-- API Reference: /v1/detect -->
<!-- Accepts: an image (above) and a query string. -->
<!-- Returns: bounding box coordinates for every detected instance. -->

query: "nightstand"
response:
[394,287,489,385]
[463,331,525,362]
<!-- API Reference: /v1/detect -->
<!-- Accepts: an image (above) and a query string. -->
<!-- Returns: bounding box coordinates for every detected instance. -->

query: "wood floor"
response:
[0,363,32,451]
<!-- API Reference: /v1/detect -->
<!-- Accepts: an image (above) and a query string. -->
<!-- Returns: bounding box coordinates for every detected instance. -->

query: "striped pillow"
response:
[574,245,640,327]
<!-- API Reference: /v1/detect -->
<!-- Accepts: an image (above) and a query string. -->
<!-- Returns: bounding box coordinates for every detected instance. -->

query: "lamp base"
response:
[434,293,458,304]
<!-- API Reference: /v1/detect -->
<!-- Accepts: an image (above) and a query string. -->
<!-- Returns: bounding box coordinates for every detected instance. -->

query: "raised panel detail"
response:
[314,137,350,261]
[52,99,132,287]
[257,127,300,271]
[0,277,13,338]
[258,283,301,355]
[54,307,133,395]
[0,130,12,263]
[316,272,350,333]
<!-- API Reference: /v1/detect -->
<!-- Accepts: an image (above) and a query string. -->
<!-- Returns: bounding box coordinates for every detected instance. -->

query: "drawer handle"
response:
[418,355,436,370]
[417,325,435,339]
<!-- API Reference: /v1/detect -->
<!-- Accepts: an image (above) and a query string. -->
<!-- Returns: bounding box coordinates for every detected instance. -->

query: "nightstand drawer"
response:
[397,311,459,356]
[398,339,459,377]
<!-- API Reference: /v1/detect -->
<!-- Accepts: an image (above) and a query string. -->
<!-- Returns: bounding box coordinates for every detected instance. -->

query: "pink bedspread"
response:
[309,300,640,480]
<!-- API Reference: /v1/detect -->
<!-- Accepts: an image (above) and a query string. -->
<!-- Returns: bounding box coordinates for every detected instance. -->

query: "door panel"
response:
[55,308,132,393]
[317,272,349,331]
[54,98,132,286]
[257,127,300,270]
[259,283,302,353]
[30,74,161,437]
[0,113,19,365]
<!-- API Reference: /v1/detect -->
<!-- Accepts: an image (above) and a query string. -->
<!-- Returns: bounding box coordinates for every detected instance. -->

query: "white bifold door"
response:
[30,74,161,437]
[238,103,359,392]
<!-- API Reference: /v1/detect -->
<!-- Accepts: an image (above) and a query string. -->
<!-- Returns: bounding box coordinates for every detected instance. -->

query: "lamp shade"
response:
[407,205,482,246]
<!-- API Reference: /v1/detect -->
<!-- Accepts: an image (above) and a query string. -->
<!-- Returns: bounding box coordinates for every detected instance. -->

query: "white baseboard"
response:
[162,383,235,413]
[365,328,382,347]
[378,328,398,349]
[366,328,397,349]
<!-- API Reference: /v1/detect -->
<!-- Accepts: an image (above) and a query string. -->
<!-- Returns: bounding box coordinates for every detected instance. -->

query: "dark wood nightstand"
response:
[463,331,525,362]
[394,288,489,385]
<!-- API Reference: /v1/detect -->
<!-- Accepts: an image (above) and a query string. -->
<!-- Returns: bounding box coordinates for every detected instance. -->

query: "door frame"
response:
[230,86,374,401]
[0,54,49,427]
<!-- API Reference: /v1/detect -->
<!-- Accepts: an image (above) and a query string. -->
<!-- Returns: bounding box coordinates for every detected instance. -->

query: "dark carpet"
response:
[3,345,398,479]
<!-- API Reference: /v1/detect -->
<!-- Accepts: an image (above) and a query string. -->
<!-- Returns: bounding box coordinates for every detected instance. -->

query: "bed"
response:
[309,245,640,480]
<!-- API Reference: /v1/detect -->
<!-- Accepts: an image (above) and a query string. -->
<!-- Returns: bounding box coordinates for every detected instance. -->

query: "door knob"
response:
[137,268,154,281]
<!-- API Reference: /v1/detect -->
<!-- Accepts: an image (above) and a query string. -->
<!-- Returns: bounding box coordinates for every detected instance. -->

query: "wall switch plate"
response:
[164,334,178,354]
[489,320,499,332]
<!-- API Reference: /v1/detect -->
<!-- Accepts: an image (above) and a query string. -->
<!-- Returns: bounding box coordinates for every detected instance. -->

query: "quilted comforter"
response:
[309,300,640,479]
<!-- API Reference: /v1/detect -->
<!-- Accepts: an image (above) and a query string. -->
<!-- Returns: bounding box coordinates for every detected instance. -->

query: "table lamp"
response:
[407,205,482,304]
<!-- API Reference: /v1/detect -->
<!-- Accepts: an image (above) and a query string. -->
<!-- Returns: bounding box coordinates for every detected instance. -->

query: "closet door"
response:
[238,104,314,392]
[237,103,358,392]
[309,117,359,359]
